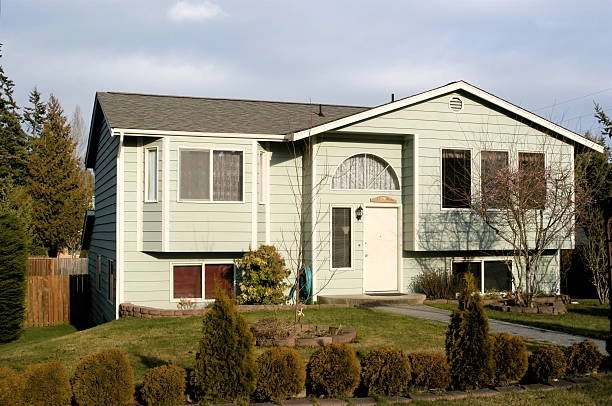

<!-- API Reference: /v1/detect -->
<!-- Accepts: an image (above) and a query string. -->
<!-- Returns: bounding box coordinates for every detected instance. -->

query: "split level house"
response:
[82,81,604,323]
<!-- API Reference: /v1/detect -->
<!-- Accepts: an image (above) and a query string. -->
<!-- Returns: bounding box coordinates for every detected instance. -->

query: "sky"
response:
[1,0,611,145]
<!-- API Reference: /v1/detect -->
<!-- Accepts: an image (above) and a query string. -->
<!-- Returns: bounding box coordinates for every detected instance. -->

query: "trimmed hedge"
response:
[72,348,135,406]
[524,346,567,383]
[253,347,306,403]
[22,360,71,406]
[360,347,411,397]
[406,352,451,391]
[491,333,528,385]
[565,339,603,376]
[140,364,186,406]
[0,366,24,406]
[307,343,361,398]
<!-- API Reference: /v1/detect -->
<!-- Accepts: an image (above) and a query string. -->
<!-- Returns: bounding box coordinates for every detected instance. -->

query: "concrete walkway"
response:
[375,304,608,354]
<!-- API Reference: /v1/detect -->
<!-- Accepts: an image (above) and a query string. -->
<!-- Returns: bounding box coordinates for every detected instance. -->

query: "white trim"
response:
[177,147,246,203]
[115,131,124,318]
[363,203,402,293]
[329,205,354,271]
[258,150,270,205]
[265,149,271,245]
[290,81,604,153]
[440,147,474,211]
[330,152,401,192]
[251,140,257,248]
[163,137,170,252]
[413,134,420,251]
[144,146,159,202]
[112,128,286,141]
[170,262,205,302]
[136,138,143,252]
[451,256,514,294]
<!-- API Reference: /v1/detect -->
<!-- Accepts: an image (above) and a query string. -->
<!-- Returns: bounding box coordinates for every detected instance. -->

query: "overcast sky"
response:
[1,0,611,143]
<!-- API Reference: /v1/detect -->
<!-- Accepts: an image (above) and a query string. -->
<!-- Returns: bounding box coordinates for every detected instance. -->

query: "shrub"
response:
[236,245,290,304]
[524,346,567,383]
[22,360,71,406]
[0,365,25,406]
[490,333,528,385]
[564,339,603,376]
[140,363,186,406]
[445,273,494,390]
[412,268,459,299]
[307,343,361,398]
[0,211,28,342]
[406,352,451,391]
[360,347,411,397]
[72,348,135,406]
[191,290,257,403]
[253,347,306,403]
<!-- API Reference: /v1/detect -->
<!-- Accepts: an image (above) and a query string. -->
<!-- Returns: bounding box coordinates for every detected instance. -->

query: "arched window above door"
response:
[331,154,400,190]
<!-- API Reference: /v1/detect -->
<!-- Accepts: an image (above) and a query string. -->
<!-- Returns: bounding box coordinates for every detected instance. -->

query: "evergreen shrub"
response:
[406,352,451,391]
[445,273,494,390]
[0,365,25,406]
[360,347,411,397]
[140,363,186,406]
[490,333,528,385]
[524,346,567,383]
[191,291,257,403]
[307,343,361,398]
[236,245,290,304]
[22,360,71,406]
[564,339,603,376]
[253,347,306,403]
[72,348,135,406]
[0,211,28,342]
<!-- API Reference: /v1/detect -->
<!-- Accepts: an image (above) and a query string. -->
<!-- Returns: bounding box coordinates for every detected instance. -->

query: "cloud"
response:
[168,1,225,22]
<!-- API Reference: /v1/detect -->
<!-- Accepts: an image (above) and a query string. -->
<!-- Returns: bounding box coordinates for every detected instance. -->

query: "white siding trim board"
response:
[116,131,125,318]
[137,138,143,252]
[251,140,257,248]
[113,128,286,142]
[163,137,170,252]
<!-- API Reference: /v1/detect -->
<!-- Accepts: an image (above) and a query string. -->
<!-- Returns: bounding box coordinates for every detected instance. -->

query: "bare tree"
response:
[469,145,579,307]
[70,105,87,167]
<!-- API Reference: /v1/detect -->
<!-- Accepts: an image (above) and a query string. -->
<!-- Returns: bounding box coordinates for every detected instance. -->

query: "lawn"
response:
[427,299,610,340]
[0,306,447,380]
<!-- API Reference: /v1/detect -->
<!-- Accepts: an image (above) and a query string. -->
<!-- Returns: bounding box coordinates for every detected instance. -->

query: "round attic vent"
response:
[449,96,463,112]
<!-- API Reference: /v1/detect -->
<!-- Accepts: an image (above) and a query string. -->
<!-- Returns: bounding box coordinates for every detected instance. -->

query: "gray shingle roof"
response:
[96,92,369,135]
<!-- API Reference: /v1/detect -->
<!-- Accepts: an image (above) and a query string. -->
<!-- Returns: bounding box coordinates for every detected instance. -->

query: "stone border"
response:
[119,303,351,318]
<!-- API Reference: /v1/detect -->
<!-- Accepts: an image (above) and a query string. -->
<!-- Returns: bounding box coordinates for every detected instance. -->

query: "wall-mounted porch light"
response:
[355,205,363,221]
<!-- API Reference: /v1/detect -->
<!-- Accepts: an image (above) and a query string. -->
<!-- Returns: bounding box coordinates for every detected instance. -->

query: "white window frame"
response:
[145,147,158,202]
[170,262,205,302]
[177,147,246,203]
[479,149,509,210]
[440,147,473,211]
[329,205,354,270]
[330,153,400,192]
[452,257,513,294]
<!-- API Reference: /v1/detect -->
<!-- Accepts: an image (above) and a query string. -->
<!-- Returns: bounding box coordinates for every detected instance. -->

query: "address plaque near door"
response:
[370,196,397,204]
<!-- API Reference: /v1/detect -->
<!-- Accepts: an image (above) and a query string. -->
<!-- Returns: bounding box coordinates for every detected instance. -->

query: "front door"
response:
[364,206,399,292]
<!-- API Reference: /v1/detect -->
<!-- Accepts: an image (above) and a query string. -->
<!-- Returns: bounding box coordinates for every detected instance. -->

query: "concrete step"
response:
[318,293,426,306]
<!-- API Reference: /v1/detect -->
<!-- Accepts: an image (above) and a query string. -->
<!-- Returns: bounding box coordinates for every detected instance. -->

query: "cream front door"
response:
[364,206,399,292]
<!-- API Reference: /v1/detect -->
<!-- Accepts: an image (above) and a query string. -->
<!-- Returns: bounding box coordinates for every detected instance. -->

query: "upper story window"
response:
[480,150,508,209]
[145,147,158,202]
[518,152,546,209]
[331,154,399,190]
[179,149,243,202]
[442,149,471,208]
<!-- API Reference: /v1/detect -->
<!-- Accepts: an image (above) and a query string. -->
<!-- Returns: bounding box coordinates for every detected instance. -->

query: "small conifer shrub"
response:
[236,245,290,304]
[360,347,411,397]
[72,348,135,406]
[564,339,603,376]
[253,347,306,403]
[406,352,451,391]
[0,365,25,406]
[490,333,528,385]
[524,346,567,383]
[445,273,494,390]
[307,343,361,398]
[22,360,71,406]
[191,290,257,404]
[140,363,186,406]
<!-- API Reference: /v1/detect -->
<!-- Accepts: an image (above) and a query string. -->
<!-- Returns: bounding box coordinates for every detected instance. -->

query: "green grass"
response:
[426,299,610,340]
[0,307,447,380]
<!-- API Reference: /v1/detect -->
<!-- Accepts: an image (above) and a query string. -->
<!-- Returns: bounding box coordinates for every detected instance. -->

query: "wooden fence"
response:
[25,258,90,328]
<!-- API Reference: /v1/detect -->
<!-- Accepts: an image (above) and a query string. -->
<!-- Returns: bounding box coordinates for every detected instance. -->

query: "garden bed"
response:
[250,318,356,347]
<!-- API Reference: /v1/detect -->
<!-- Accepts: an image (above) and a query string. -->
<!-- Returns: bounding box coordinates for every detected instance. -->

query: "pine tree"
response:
[0,210,28,342]
[23,87,47,141]
[445,273,494,390]
[192,291,257,403]
[0,45,29,186]
[28,95,91,257]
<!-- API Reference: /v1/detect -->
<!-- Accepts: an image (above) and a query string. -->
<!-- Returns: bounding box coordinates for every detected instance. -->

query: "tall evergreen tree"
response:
[0,45,29,186]
[28,95,91,257]
[23,87,47,140]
